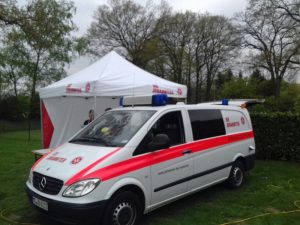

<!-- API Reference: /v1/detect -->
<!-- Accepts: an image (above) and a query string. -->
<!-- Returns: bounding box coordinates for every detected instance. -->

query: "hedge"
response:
[251,112,300,162]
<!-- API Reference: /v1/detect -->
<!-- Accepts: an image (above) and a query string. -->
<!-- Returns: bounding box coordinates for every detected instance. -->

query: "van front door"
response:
[149,111,193,207]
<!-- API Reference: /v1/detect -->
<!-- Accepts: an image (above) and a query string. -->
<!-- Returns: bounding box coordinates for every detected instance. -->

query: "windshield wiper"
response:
[69,137,108,146]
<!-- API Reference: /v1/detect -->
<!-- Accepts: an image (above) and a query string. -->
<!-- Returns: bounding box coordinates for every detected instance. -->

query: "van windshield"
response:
[70,110,156,147]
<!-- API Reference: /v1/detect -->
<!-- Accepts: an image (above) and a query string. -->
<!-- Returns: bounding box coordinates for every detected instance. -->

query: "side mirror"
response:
[148,134,170,152]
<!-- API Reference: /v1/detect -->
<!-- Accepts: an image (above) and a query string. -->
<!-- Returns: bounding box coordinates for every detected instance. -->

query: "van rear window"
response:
[188,109,225,140]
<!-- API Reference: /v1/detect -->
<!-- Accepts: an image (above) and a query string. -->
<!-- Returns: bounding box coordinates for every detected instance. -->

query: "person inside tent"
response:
[83,109,94,126]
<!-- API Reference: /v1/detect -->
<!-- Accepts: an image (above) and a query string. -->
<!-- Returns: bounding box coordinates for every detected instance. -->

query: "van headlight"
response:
[63,179,100,197]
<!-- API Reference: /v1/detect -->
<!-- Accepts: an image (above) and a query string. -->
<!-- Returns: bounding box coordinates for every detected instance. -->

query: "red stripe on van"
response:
[65,148,122,185]
[83,131,254,182]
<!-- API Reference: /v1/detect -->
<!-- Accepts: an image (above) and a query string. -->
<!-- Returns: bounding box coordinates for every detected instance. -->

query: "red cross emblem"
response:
[177,88,183,95]
[71,157,83,165]
[241,117,245,125]
[85,83,91,92]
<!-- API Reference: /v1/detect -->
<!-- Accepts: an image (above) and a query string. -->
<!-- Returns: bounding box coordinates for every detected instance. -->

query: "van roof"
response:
[112,103,246,113]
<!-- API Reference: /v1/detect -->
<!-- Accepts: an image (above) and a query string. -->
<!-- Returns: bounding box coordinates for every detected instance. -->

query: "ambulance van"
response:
[26,95,256,225]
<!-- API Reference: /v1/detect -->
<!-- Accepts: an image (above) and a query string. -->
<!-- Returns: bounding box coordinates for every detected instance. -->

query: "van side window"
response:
[188,109,225,140]
[134,111,185,156]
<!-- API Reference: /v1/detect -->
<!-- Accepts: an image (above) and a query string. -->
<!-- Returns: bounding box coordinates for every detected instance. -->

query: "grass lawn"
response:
[0,130,299,225]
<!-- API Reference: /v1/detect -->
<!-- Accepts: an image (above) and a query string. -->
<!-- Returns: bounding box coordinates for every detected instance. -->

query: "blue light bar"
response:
[121,94,169,107]
[222,99,229,105]
[119,97,124,106]
[152,94,168,106]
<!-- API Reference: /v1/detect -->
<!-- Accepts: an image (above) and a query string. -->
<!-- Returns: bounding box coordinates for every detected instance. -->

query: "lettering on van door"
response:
[222,111,249,134]
[225,117,240,127]
[158,164,189,175]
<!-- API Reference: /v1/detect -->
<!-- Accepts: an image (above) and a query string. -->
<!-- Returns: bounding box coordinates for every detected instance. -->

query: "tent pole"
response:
[94,94,97,114]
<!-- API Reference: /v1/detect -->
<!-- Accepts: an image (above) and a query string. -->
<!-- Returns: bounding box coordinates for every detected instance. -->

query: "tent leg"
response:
[94,95,97,114]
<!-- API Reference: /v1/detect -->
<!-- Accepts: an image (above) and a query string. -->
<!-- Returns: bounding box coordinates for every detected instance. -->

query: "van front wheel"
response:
[227,160,245,188]
[103,191,142,225]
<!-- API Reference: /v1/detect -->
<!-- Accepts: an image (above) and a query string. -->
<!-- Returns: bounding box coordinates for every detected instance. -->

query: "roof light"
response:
[119,97,124,106]
[121,94,169,107]
[222,99,229,105]
[152,94,168,106]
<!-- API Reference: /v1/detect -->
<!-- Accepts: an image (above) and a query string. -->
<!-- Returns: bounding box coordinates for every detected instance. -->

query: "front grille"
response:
[33,172,64,195]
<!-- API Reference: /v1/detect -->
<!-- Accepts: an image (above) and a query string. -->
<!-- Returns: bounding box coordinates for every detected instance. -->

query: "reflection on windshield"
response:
[70,110,156,147]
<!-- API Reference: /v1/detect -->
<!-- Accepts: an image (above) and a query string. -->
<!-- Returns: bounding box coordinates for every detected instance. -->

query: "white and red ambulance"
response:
[26,95,256,225]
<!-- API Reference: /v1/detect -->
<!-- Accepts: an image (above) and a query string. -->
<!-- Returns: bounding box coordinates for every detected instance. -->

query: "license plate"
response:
[33,196,48,211]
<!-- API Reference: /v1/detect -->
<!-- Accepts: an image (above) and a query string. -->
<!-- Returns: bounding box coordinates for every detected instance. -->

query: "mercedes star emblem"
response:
[39,177,47,191]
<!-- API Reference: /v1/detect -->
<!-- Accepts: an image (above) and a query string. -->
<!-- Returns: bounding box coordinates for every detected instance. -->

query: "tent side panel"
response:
[42,97,120,148]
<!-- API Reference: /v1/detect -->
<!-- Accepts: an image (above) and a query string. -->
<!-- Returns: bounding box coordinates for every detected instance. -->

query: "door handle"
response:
[249,146,255,151]
[182,149,192,155]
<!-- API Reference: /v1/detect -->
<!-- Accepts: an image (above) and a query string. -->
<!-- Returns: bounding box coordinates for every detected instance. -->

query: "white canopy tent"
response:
[39,51,187,148]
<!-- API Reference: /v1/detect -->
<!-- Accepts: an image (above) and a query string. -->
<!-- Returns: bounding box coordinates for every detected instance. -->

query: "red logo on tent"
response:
[177,88,183,95]
[241,117,245,125]
[66,84,82,93]
[71,157,83,165]
[85,83,91,93]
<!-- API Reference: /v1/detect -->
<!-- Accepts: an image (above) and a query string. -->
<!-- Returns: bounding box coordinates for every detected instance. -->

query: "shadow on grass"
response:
[140,183,230,225]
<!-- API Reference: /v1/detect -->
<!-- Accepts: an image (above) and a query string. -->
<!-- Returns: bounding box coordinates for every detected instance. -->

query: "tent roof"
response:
[39,51,187,98]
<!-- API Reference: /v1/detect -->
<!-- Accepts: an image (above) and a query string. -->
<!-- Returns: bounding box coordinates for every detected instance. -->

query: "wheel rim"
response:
[233,167,243,186]
[112,202,137,225]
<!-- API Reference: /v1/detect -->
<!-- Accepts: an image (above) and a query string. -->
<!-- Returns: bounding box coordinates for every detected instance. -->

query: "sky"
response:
[66,0,249,75]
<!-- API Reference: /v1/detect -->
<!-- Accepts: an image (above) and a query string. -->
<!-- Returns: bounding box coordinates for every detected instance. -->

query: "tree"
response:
[0,30,29,97]
[221,77,254,99]
[216,69,234,90]
[0,0,22,26]
[189,14,207,102]
[2,0,76,139]
[158,11,196,84]
[87,0,167,68]
[238,0,300,97]
[250,68,265,81]
[271,0,300,23]
[201,15,240,101]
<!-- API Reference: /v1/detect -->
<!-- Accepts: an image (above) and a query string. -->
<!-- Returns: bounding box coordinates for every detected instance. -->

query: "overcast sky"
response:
[66,0,248,74]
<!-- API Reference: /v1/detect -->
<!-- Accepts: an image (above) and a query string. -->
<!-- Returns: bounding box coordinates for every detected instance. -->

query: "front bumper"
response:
[26,186,107,225]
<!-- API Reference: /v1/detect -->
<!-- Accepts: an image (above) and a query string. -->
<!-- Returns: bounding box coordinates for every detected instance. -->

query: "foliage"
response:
[87,0,165,68]
[251,112,300,161]
[0,94,40,121]
[294,95,300,113]
[270,0,300,23]
[0,0,76,139]
[221,77,255,99]
[237,0,300,97]
[0,0,23,27]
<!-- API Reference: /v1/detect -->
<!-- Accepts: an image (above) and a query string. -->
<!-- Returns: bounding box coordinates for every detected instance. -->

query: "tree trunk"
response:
[28,51,40,141]
[205,76,212,101]
[186,63,191,103]
[195,72,201,103]
[273,77,282,98]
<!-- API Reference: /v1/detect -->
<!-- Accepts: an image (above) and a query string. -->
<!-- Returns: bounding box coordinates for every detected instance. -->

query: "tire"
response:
[103,191,142,225]
[227,160,245,189]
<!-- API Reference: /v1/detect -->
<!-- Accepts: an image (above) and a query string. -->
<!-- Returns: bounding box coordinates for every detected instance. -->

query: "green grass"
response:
[0,119,40,132]
[0,130,300,225]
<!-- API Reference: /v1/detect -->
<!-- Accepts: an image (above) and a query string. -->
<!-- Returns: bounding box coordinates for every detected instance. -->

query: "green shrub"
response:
[251,112,300,162]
